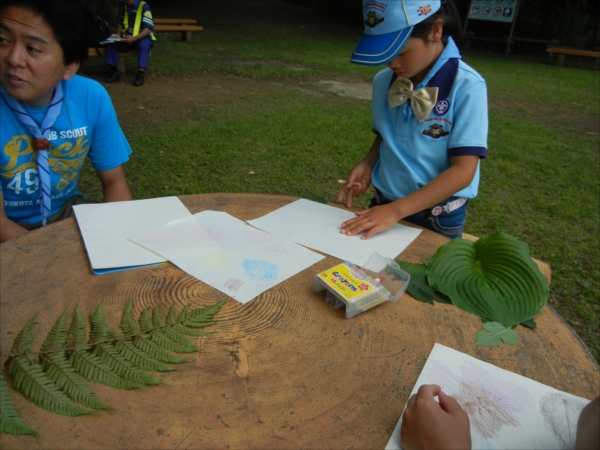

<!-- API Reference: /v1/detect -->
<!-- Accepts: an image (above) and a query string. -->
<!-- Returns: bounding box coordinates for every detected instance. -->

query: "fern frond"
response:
[67,306,88,348]
[166,305,177,325]
[176,305,190,322]
[113,340,178,372]
[0,371,39,438]
[120,300,141,336]
[151,307,199,351]
[148,330,197,354]
[133,336,192,364]
[5,356,90,417]
[41,353,112,411]
[160,327,199,351]
[152,307,166,328]
[40,312,68,353]
[88,302,111,344]
[10,318,35,356]
[92,344,163,386]
[69,350,140,390]
[171,323,213,337]
[188,300,227,321]
[139,308,154,333]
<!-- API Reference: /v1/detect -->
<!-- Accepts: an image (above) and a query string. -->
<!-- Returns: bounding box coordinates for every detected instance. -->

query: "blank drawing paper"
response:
[247,199,421,263]
[73,197,192,274]
[129,210,324,304]
[385,343,591,450]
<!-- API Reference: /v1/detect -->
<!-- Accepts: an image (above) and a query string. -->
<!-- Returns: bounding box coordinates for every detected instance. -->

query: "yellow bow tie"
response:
[388,77,439,122]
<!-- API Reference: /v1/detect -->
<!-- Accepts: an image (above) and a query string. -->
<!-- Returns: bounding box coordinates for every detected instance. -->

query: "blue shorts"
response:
[370,189,468,239]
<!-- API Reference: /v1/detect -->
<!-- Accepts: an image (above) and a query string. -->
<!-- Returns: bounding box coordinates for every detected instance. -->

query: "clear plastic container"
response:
[314,253,410,318]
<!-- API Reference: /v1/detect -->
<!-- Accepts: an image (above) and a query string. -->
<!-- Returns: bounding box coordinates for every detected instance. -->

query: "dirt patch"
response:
[81,69,372,129]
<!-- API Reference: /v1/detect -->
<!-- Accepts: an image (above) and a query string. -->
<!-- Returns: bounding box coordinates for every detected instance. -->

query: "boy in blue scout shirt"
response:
[338,0,488,240]
[0,0,133,243]
[105,0,155,87]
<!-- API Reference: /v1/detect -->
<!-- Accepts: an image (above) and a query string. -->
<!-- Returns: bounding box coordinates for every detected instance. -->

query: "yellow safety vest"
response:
[123,1,156,41]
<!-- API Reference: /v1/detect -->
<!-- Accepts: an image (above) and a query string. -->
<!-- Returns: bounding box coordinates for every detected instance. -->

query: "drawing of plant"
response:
[540,392,589,449]
[426,360,533,439]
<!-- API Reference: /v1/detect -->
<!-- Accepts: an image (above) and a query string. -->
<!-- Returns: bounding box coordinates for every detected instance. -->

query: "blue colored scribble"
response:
[241,259,278,281]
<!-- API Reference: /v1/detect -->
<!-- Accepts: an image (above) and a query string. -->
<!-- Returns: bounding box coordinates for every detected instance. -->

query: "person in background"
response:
[338,0,487,240]
[0,0,133,243]
[105,0,155,87]
[401,384,600,449]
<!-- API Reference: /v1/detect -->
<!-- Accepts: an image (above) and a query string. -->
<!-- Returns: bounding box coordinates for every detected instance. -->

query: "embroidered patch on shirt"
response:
[434,99,450,116]
[423,124,450,139]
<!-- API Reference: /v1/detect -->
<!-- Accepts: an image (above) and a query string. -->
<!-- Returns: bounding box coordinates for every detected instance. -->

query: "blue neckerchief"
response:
[0,84,64,225]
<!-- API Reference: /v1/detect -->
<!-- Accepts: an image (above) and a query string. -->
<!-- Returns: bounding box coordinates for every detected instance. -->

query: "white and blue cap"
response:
[350,0,442,66]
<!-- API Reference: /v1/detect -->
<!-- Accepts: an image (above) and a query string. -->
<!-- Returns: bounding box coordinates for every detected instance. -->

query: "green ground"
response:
[81,0,600,362]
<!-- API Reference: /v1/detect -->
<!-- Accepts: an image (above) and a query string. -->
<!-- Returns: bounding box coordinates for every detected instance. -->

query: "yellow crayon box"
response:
[314,253,410,319]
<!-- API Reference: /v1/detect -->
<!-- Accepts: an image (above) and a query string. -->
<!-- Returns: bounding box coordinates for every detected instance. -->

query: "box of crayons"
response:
[314,253,410,318]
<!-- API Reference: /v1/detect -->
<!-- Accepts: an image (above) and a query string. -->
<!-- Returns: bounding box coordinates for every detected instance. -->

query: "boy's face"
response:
[386,22,443,86]
[0,6,78,107]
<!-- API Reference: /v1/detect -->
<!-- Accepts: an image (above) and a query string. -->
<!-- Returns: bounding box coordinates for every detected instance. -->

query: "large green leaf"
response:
[426,233,548,327]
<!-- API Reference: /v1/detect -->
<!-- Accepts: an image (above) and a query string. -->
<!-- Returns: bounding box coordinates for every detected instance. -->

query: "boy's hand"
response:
[401,384,471,450]
[340,203,402,239]
[337,161,372,208]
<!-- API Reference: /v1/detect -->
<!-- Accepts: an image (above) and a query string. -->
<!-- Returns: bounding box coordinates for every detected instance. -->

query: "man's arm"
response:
[97,166,133,202]
[575,395,599,449]
[0,191,29,243]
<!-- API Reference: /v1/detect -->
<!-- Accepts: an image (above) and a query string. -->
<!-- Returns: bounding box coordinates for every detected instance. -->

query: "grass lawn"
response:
[81,0,599,361]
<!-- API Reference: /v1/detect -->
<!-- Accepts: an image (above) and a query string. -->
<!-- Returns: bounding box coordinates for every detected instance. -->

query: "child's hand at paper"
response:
[340,203,403,240]
[400,384,471,450]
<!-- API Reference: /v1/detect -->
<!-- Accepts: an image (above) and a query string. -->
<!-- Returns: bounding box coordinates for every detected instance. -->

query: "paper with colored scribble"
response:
[129,210,324,303]
[386,343,591,450]
[247,199,421,262]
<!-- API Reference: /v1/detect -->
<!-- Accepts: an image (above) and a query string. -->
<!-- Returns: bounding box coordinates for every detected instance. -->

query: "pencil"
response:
[337,179,362,187]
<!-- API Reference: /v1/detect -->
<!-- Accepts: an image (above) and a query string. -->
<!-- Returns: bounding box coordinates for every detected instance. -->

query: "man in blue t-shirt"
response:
[0,0,133,243]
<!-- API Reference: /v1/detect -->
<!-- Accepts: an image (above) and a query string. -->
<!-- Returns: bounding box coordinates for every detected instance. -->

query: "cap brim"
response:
[350,26,414,66]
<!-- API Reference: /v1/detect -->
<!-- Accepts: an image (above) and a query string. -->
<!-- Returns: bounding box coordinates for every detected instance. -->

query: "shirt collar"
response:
[418,36,461,99]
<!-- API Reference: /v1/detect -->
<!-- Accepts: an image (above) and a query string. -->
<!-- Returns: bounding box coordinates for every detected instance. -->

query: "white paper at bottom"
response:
[386,343,590,449]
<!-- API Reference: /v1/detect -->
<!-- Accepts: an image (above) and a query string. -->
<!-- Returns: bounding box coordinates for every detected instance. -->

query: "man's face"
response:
[123,0,135,6]
[0,6,78,107]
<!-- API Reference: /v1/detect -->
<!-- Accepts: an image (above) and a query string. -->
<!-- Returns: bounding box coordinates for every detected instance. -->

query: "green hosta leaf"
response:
[405,274,434,304]
[0,372,39,438]
[475,321,519,346]
[397,261,427,275]
[520,319,537,329]
[426,232,548,327]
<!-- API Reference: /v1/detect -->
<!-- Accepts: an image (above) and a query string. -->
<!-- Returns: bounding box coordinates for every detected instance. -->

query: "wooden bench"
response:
[153,24,204,42]
[546,46,600,66]
[88,47,150,74]
[154,18,197,25]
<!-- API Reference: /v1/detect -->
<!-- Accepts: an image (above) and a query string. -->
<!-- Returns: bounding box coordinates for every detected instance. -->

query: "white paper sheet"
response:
[247,199,421,262]
[73,197,192,272]
[386,343,591,450]
[129,210,324,303]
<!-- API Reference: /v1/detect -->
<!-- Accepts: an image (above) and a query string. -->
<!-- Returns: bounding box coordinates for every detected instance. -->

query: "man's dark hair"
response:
[0,0,90,65]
